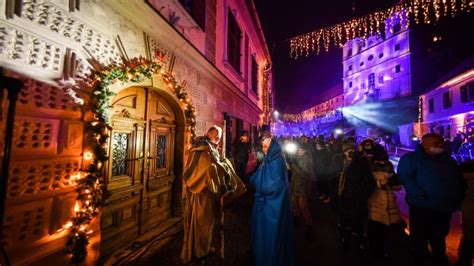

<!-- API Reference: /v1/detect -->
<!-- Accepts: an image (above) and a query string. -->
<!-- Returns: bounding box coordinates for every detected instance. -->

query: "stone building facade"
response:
[0,0,272,264]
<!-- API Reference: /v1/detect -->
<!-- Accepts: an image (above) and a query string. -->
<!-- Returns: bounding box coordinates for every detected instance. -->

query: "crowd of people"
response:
[181,125,473,266]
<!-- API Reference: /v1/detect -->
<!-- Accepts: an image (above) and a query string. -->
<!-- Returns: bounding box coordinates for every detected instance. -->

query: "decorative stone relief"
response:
[149,38,170,68]
[0,24,63,73]
[2,198,53,247]
[20,0,121,67]
[12,117,59,155]
[59,121,83,155]
[18,78,79,111]
[7,158,81,198]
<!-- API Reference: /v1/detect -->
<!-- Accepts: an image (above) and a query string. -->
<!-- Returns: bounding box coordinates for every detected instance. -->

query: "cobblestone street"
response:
[137,189,427,266]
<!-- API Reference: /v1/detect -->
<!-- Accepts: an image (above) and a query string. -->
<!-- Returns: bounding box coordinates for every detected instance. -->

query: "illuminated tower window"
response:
[393,23,401,34]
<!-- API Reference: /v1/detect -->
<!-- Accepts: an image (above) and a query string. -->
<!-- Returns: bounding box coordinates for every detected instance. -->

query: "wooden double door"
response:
[100,86,178,257]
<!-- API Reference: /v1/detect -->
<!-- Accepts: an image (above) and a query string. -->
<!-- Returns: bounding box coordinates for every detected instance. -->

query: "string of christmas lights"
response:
[61,57,197,263]
[289,0,473,58]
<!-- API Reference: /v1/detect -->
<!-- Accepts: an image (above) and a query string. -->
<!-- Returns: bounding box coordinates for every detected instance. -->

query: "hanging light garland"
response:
[61,57,197,263]
[282,109,339,123]
[289,0,473,58]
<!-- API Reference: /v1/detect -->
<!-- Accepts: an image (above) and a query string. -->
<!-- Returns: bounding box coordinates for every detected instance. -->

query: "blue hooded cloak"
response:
[250,140,295,266]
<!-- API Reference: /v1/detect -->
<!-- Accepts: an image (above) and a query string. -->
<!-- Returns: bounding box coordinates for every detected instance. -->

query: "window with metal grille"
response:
[227,10,241,73]
[179,0,206,30]
[368,73,375,90]
[251,56,259,94]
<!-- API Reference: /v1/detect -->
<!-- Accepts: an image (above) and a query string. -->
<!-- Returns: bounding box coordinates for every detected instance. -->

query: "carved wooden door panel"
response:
[100,87,176,257]
[100,87,145,256]
[143,91,176,232]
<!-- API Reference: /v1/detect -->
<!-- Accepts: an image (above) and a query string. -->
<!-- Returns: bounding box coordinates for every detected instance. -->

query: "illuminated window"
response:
[395,44,400,51]
[393,23,401,33]
[443,91,452,109]
[395,65,401,73]
[378,75,384,84]
[179,0,206,30]
[227,10,241,73]
[429,98,434,113]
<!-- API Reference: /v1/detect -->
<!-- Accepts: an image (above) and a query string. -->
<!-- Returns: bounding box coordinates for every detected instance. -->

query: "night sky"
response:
[254,0,474,114]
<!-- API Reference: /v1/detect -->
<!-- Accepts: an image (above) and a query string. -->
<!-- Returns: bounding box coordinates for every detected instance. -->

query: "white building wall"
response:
[342,16,411,106]
[421,69,474,136]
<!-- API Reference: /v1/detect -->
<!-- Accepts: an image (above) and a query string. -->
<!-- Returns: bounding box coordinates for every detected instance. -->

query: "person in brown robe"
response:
[181,126,245,263]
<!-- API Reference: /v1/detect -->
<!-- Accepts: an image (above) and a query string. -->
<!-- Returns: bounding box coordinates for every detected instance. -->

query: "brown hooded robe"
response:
[180,137,245,263]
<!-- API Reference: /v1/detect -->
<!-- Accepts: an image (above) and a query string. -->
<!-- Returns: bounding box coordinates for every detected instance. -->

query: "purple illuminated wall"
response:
[342,12,412,106]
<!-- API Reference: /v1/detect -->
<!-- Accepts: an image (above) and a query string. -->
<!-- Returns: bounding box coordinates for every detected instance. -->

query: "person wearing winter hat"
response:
[289,144,315,242]
[333,141,355,248]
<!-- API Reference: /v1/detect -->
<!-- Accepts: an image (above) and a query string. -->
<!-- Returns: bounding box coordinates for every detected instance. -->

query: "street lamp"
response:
[273,110,280,119]
[337,107,344,134]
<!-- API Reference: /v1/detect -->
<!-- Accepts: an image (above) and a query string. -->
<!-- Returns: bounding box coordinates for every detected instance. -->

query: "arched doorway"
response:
[100,85,185,257]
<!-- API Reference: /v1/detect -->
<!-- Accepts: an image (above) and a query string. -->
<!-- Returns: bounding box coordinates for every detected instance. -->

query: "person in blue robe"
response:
[250,138,295,266]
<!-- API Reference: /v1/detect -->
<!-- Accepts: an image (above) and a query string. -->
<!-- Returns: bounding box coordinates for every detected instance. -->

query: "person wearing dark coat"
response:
[336,142,376,250]
[313,140,333,203]
[234,131,251,182]
[289,144,314,241]
[456,160,474,266]
[398,133,466,266]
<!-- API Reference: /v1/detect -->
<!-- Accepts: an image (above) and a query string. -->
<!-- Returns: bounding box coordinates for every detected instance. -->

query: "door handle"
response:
[126,157,145,161]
